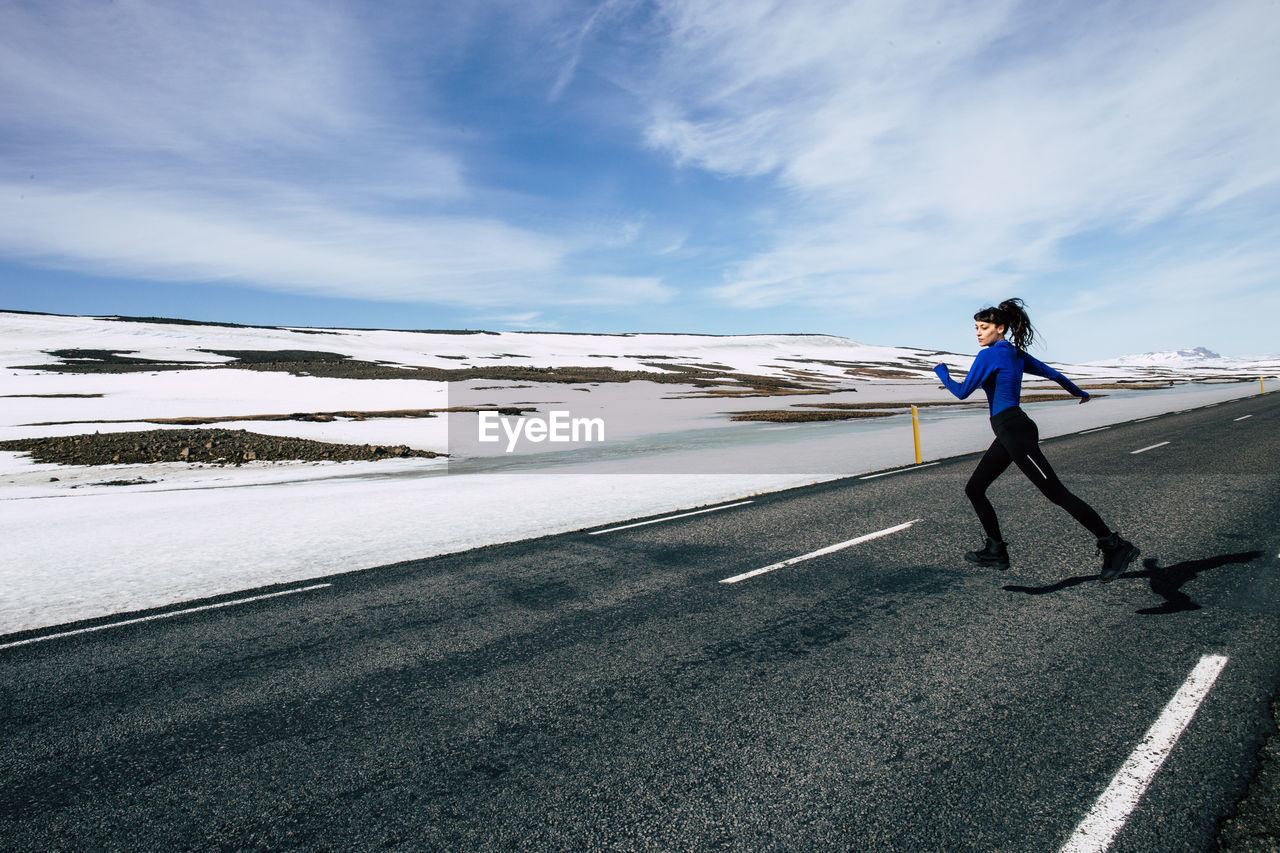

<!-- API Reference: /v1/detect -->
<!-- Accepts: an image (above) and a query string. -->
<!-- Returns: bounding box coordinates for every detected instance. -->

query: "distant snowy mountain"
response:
[1089,347,1234,368]
[1159,346,1221,361]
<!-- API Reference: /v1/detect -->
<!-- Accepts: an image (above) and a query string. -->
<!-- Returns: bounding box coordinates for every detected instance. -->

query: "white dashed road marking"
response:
[0,584,333,651]
[1234,415,1253,421]
[589,501,754,535]
[1059,654,1229,853]
[1078,426,1111,434]
[1130,441,1170,455]
[720,520,920,584]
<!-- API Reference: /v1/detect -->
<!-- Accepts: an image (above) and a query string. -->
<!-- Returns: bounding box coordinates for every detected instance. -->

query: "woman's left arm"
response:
[1021,352,1090,403]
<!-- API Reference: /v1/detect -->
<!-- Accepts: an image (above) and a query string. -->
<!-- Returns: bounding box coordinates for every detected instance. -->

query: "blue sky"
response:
[1,0,1277,362]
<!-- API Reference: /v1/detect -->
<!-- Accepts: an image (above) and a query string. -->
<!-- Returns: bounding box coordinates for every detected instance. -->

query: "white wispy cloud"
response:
[484,311,552,330]
[0,0,363,156]
[0,0,643,309]
[549,0,635,102]
[637,0,1280,319]
[2,0,1275,356]
[0,183,566,305]
[569,275,674,305]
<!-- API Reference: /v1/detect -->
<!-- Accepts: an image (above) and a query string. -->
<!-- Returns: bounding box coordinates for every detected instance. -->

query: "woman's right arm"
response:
[935,350,992,400]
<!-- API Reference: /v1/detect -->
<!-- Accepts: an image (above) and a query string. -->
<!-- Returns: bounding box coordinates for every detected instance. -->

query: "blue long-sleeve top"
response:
[933,340,1088,415]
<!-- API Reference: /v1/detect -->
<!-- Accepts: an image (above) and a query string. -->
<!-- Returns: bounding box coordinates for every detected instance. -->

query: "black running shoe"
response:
[1097,533,1139,582]
[965,538,1009,570]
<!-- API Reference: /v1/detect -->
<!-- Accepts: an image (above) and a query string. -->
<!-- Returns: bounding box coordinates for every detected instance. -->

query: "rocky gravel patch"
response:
[0,428,443,466]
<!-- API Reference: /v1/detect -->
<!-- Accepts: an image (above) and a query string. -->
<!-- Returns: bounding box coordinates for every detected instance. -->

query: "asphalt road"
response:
[2,393,1278,852]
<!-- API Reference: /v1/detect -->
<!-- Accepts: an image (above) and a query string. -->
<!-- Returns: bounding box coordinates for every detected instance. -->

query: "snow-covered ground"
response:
[2,311,1275,635]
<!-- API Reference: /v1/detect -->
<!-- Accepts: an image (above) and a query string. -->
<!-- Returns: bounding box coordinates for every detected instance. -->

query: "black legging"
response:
[966,406,1110,541]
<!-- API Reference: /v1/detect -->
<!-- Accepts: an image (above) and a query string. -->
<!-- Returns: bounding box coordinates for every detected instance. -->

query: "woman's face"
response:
[975,321,1006,347]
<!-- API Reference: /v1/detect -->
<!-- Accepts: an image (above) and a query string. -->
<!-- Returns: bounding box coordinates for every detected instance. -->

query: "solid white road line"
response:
[1078,426,1112,435]
[859,462,939,480]
[1130,441,1170,455]
[1059,654,1229,853]
[589,501,754,535]
[720,520,920,584]
[1234,415,1253,422]
[0,584,333,651]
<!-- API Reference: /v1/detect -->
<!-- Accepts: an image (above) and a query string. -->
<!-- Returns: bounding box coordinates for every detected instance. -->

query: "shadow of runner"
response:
[1133,551,1264,615]
[1003,551,1264,614]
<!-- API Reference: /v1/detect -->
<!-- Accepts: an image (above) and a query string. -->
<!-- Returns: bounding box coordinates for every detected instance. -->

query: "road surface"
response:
[2,393,1277,851]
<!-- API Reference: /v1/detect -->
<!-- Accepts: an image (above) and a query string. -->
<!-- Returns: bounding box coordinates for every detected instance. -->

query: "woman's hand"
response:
[1079,393,1091,404]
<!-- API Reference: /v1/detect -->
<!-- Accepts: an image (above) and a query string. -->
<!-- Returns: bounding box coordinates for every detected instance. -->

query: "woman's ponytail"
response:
[999,298,1035,351]
[974,298,1037,351]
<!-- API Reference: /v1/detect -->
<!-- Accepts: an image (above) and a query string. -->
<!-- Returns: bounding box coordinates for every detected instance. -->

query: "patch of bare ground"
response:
[729,392,1101,422]
[0,428,445,466]
[794,392,1088,409]
[637,362,810,393]
[23,406,535,428]
[1016,392,1099,403]
[1087,376,1260,386]
[674,388,842,399]
[846,367,924,379]
[729,409,897,423]
[1,393,105,398]
[1077,381,1179,390]
[780,368,840,382]
[11,349,206,373]
[11,348,820,392]
[774,356,940,379]
[791,401,977,410]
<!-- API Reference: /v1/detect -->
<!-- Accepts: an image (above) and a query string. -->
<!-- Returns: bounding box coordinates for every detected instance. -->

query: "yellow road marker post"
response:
[911,405,922,464]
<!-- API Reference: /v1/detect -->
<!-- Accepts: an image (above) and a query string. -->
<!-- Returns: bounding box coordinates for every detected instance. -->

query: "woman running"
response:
[933,299,1139,581]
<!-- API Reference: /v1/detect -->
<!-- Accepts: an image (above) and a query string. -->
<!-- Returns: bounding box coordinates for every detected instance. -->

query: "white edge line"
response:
[1059,654,1229,853]
[589,500,754,535]
[0,584,333,651]
[860,462,940,480]
[1078,426,1111,434]
[1130,441,1171,455]
[1134,416,1159,422]
[1234,414,1253,421]
[720,519,920,584]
